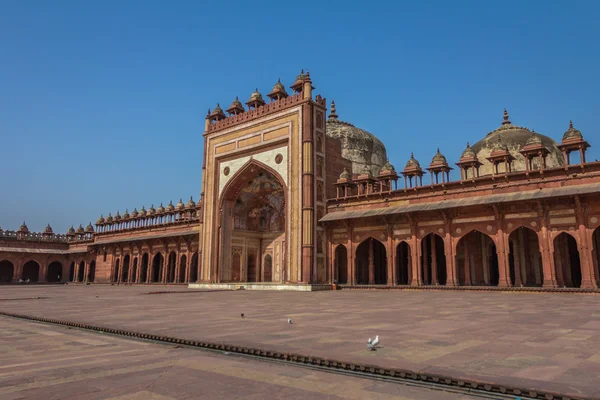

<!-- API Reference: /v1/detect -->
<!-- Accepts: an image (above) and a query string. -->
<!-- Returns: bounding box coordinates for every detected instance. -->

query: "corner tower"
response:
[200,71,328,286]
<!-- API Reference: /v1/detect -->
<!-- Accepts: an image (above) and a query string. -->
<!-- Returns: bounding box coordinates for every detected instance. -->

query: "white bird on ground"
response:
[367,337,375,351]
[287,318,293,324]
[372,335,380,347]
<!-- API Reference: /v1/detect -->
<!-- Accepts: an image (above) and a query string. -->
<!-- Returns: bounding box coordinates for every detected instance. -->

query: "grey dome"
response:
[471,110,563,175]
[326,102,387,176]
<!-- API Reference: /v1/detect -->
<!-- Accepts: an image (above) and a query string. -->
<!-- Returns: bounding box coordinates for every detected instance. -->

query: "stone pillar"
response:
[554,237,565,287]
[410,233,421,286]
[175,251,181,283]
[445,231,457,286]
[464,239,471,286]
[347,225,353,285]
[301,102,316,284]
[162,250,168,283]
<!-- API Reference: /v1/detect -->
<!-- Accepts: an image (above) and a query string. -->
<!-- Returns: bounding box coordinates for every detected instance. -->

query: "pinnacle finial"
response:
[569,120,573,129]
[502,108,511,125]
[466,142,471,148]
[329,100,338,119]
[410,152,414,158]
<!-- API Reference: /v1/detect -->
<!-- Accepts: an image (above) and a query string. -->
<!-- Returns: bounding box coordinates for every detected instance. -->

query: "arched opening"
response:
[152,253,163,283]
[78,261,85,282]
[593,227,600,287]
[263,254,273,282]
[47,261,62,282]
[140,254,149,283]
[508,227,543,287]
[69,262,75,282]
[553,233,582,288]
[0,260,14,283]
[167,252,176,283]
[113,259,120,283]
[334,245,348,284]
[455,231,499,286]
[22,261,40,282]
[420,234,446,285]
[355,238,387,285]
[396,242,411,285]
[132,257,138,283]
[190,252,198,282]
[88,261,96,283]
[219,161,286,283]
[179,254,187,283]
[247,252,257,282]
[121,255,130,283]
[231,252,241,282]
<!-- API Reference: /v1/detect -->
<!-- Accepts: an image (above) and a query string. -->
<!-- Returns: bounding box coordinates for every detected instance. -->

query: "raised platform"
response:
[188,282,332,291]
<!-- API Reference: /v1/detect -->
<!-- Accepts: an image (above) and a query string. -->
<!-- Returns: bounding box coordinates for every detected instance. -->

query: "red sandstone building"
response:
[2,72,600,290]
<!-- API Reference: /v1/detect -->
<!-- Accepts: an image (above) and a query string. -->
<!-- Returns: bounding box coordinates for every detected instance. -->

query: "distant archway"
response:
[247,252,257,282]
[88,261,96,283]
[22,261,40,282]
[69,262,75,282]
[553,233,582,288]
[509,227,543,287]
[355,238,387,285]
[78,261,85,282]
[179,254,187,283]
[0,260,14,283]
[263,254,273,282]
[152,253,163,283]
[140,253,149,283]
[113,259,120,283]
[421,234,446,285]
[334,245,348,284]
[396,242,411,285]
[190,252,198,282]
[121,255,130,283]
[455,231,499,286]
[47,261,62,282]
[167,252,176,283]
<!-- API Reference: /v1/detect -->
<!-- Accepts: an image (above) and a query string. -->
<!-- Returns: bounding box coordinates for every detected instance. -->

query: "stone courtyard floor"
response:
[1,285,600,399]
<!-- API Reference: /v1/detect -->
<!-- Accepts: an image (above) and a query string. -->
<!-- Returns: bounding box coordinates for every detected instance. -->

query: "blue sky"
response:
[1,0,599,233]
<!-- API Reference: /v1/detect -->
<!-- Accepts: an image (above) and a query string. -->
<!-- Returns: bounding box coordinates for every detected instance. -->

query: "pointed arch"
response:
[113,259,120,283]
[78,261,85,282]
[69,261,76,282]
[420,233,446,285]
[22,260,40,282]
[263,254,273,282]
[47,261,62,282]
[190,252,198,282]
[455,230,498,286]
[88,261,96,283]
[396,241,411,285]
[553,232,581,288]
[509,226,543,287]
[220,158,288,203]
[355,237,387,285]
[152,253,163,283]
[140,253,149,283]
[179,254,187,283]
[167,252,177,283]
[132,257,138,283]
[334,244,348,284]
[0,260,14,283]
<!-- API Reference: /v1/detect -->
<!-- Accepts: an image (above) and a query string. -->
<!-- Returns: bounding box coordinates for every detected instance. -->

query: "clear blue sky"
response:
[1,1,599,233]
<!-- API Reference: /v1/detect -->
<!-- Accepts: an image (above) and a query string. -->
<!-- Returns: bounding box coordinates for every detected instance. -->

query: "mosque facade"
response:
[2,72,600,290]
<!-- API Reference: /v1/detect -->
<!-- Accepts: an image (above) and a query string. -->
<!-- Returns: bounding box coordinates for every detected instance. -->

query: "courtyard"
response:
[1,286,600,398]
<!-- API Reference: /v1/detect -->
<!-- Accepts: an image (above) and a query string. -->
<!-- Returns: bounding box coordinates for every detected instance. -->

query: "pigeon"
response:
[241,313,245,318]
[372,335,380,347]
[287,318,293,324]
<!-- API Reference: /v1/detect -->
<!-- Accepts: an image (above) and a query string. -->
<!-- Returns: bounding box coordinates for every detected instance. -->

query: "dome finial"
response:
[329,100,338,120]
[502,108,511,125]
[570,120,573,129]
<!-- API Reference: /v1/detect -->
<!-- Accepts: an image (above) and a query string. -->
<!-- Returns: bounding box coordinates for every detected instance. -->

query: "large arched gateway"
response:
[218,161,287,283]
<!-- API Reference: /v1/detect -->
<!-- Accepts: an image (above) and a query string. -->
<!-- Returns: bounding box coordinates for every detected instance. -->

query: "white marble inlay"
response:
[218,146,288,197]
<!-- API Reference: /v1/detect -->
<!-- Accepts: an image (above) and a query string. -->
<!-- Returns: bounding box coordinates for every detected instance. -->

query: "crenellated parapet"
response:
[0,222,93,244]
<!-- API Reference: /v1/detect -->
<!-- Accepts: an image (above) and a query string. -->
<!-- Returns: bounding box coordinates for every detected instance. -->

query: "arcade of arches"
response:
[218,164,286,284]
[331,223,600,289]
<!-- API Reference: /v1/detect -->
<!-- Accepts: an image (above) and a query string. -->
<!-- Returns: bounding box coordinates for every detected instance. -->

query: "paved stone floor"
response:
[1,285,600,398]
[0,316,479,399]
